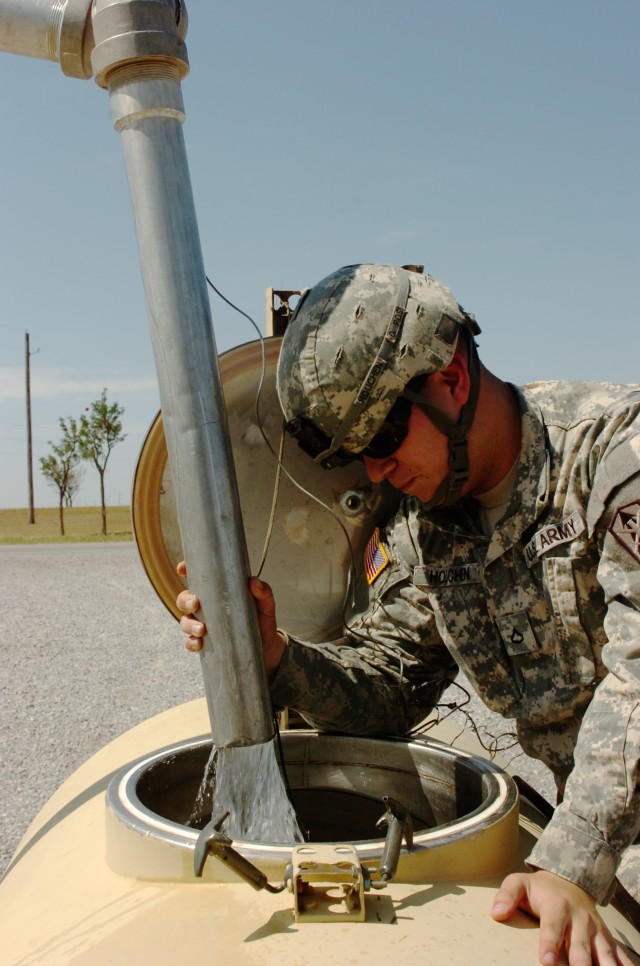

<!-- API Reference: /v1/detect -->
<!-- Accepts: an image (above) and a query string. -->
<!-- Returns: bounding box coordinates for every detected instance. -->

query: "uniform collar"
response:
[483,384,550,565]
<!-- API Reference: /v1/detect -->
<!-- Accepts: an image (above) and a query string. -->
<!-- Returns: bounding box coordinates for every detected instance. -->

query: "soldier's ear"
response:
[435,353,471,406]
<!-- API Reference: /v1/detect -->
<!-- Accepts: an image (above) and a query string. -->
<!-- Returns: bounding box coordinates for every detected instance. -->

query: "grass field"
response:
[0,507,133,544]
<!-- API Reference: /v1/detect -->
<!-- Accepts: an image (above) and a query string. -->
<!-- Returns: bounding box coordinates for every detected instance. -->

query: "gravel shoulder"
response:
[0,543,555,877]
[0,543,204,875]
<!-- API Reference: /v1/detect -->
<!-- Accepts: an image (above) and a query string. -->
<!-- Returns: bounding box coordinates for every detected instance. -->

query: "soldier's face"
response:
[362,408,448,502]
[362,366,466,505]
[362,402,452,504]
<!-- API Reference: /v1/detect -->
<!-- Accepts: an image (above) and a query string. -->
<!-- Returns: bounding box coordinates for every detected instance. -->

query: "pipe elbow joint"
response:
[91,0,189,89]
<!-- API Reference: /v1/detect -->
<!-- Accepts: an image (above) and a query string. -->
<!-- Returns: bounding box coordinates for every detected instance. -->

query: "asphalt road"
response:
[0,542,555,877]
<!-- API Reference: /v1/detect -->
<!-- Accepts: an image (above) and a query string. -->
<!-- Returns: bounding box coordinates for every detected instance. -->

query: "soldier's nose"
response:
[363,454,396,483]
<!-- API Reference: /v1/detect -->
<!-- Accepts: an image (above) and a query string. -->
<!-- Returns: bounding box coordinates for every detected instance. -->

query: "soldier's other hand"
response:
[249,576,286,679]
[176,561,205,652]
[491,869,634,966]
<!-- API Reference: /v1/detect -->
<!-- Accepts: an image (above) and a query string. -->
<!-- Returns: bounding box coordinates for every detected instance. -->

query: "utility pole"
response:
[25,331,36,523]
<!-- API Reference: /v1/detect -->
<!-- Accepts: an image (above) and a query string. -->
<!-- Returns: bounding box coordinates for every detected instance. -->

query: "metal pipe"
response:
[1,0,274,748]
[0,0,94,78]
[88,0,274,748]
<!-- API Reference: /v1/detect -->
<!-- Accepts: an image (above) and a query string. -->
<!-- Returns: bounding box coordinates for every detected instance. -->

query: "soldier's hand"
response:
[491,869,634,966]
[248,576,286,679]
[175,564,286,677]
[176,561,205,652]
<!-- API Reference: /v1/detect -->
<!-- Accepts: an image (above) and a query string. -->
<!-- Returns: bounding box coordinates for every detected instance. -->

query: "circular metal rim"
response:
[106,733,519,865]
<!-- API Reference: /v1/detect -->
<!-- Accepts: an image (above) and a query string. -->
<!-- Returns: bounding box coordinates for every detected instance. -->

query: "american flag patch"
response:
[364,527,390,584]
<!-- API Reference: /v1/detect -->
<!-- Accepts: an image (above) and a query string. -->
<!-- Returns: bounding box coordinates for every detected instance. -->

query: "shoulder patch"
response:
[609,500,640,565]
[364,527,390,584]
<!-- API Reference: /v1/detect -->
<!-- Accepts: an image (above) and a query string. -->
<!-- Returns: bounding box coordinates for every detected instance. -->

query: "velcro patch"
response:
[414,563,481,588]
[524,511,585,568]
[496,612,539,657]
[609,500,640,565]
[364,527,390,584]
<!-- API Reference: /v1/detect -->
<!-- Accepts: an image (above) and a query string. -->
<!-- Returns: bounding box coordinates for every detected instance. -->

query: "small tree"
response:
[64,464,84,508]
[78,389,126,535]
[40,417,81,536]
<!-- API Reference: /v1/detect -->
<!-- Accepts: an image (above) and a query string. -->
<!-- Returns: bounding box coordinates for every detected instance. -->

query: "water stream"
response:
[190,739,304,844]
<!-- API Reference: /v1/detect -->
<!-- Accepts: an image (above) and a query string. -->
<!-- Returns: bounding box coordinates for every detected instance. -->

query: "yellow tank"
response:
[1,698,638,965]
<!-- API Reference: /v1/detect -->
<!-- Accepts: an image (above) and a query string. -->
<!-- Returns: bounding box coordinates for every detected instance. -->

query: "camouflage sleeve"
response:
[270,509,457,735]
[528,445,640,903]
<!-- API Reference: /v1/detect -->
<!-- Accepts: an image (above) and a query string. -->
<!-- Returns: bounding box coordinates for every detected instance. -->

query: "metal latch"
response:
[289,844,368,923]
[194,812,287,894]
[376,795,414,882]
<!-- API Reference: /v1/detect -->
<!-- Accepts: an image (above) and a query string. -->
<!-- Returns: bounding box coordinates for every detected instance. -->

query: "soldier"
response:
[178,263,640,966]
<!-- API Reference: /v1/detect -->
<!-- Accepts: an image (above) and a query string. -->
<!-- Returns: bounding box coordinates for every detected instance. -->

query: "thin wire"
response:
[255,427,285,578]
[205,275,358,597]
[205,275,279,576]
[411,679,520,760]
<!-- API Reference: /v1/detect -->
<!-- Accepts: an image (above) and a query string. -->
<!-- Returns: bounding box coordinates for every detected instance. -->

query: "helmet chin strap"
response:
[402,335,481,510]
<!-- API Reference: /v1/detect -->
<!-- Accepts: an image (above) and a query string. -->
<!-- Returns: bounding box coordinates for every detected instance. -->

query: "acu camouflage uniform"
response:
[272,380,640,904]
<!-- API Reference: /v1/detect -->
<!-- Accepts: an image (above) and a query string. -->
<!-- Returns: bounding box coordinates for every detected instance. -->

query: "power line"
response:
[25,332,39,525]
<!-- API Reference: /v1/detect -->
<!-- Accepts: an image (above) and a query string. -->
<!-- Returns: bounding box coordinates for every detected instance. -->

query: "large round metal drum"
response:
[132,337,398,641]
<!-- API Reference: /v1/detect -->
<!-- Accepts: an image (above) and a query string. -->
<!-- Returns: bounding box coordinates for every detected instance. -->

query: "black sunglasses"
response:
[285,394,413,469]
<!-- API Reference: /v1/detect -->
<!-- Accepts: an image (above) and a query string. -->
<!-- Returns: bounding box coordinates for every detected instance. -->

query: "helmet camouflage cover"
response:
[277,263,480,461]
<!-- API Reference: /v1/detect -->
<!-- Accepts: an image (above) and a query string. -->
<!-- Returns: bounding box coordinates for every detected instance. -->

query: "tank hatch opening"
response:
[106,732,521,889]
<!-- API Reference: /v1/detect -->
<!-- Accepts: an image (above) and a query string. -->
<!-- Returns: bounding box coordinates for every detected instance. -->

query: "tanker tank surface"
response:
[1,699,639,965]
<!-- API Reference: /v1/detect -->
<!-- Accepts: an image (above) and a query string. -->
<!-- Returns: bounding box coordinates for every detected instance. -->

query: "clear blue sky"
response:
[0,1,638,510]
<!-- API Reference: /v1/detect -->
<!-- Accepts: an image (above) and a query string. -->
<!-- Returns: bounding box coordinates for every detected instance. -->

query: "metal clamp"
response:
[194,812,286,893]
[376,795,414,882]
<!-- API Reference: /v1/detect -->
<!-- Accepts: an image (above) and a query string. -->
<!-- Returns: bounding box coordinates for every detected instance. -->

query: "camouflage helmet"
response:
[277,263,480,478]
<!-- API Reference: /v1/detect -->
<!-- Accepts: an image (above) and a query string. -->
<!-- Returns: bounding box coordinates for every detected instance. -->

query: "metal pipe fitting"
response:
[0,0,94,78]
[91,0,188,88]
